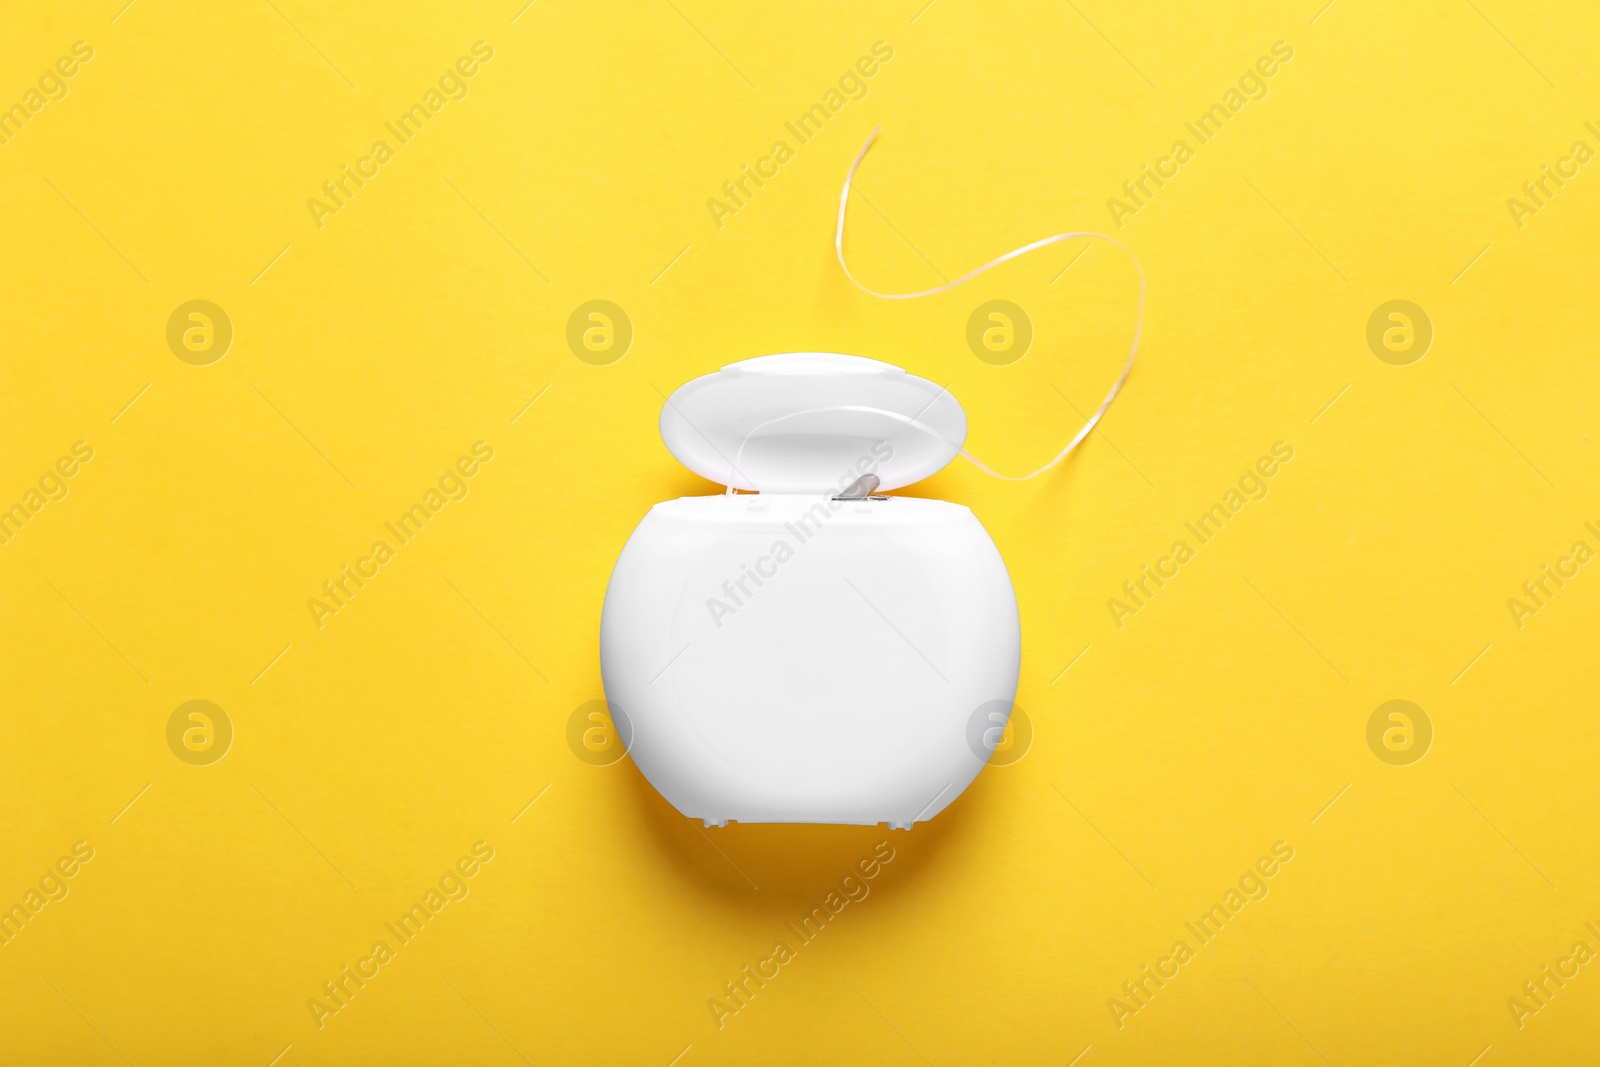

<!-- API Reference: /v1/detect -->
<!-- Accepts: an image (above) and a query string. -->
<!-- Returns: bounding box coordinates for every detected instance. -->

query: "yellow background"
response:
[3,0,1598,1063]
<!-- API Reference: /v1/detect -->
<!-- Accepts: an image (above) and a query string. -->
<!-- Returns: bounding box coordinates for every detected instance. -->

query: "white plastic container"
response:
[600,353,1020,828]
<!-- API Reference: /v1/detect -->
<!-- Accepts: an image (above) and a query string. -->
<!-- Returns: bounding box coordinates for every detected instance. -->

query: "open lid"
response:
[659,352,967,493]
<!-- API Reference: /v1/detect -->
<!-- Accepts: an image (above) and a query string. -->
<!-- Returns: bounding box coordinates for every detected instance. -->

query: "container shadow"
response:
[620,759,985,919]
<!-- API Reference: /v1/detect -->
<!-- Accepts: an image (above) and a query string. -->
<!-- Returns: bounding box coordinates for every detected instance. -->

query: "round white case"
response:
[600,353,1020,828]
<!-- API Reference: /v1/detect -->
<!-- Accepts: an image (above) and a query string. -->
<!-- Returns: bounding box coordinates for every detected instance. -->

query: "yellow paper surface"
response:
[2,2,1597,1063]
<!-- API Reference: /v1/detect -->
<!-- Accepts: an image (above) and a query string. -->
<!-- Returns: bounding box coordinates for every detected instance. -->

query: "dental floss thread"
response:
[835,125,1146,482]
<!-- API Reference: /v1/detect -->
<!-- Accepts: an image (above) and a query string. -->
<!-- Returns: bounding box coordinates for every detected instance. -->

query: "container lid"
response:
[659,353,967,493]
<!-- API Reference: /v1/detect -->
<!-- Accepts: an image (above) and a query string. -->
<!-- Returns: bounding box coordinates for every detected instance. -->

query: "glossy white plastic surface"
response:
[602,353,1020,828]
[659,352,967,494]
[601,493,1020,827]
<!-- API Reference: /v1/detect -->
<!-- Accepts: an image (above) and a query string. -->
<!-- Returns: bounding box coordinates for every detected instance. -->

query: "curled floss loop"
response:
[835,125,1146,482]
